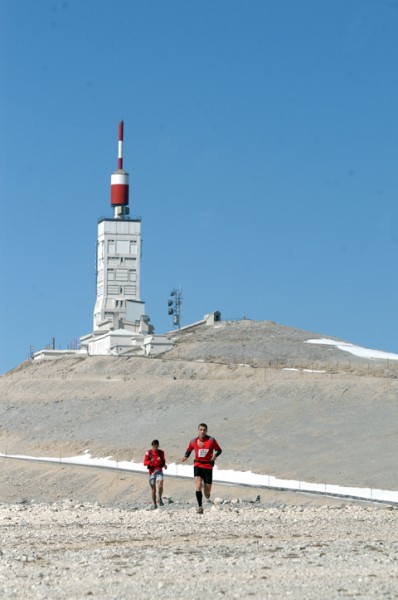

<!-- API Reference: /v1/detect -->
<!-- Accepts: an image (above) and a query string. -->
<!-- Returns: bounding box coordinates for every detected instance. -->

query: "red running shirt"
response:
[185,436,222,470]
[143,449,166,474]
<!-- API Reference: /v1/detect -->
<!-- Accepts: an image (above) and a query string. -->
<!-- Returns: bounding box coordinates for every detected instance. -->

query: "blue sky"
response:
[1,0,398,373]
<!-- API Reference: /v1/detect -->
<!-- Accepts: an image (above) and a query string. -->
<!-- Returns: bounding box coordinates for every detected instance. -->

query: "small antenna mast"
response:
[168,287,182,329]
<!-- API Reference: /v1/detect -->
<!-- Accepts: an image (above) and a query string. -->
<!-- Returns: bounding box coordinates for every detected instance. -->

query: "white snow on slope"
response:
[306,338,398,361]
[1,452,398,504]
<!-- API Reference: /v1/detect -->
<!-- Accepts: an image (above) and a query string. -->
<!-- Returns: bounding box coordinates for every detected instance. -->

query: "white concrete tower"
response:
[93,121,142,331]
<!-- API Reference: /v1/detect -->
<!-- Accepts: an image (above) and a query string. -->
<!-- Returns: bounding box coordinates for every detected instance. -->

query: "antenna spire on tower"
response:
[118,120,124,170]
[111,119,130,218]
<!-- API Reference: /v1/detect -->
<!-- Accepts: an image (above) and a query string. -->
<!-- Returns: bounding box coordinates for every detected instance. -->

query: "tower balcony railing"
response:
[97,215,142,224]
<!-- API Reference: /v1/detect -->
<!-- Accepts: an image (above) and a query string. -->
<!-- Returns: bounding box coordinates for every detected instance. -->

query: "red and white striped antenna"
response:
[111,120,129,217]
[118,120,124,170]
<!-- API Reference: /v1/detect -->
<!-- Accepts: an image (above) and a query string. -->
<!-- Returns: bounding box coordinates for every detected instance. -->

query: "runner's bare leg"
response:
[150,483,157,506]
[158,479,164,504]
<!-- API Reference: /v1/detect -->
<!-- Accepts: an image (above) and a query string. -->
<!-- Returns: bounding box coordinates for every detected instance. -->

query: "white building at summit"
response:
[93,120,143,332]
[79,121,171,356]
[93,218,143,331]
[33,120,219,362]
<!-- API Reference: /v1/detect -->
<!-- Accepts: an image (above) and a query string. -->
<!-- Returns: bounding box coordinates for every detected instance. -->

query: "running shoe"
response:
[197,507,204,514]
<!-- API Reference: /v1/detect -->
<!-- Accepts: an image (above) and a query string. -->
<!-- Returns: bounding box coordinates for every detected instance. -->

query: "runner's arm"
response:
[181,442,194,462]
[143,451,152,468]
[211,440,222,463]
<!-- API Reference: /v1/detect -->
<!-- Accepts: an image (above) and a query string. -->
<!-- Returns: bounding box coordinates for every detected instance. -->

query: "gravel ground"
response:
[1,500,398,600]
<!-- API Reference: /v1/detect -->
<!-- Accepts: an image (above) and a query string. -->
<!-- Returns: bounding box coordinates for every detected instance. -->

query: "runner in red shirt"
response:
[144,439,167,509]
[181,423,222,514]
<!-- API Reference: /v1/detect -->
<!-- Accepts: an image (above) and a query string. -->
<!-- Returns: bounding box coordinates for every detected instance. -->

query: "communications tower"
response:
[93,121,142,331]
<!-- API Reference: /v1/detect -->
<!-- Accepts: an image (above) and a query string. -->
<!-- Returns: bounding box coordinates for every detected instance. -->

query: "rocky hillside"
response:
[1,320,398,490]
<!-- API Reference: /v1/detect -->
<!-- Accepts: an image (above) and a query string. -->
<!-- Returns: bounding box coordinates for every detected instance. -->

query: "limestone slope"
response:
[1,320,397,490]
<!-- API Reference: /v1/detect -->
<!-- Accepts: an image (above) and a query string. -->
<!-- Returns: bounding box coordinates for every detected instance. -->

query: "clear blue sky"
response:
[1,0,398,373]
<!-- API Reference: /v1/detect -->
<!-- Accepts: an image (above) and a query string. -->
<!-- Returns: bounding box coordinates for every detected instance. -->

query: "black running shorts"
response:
[194,466,213,484]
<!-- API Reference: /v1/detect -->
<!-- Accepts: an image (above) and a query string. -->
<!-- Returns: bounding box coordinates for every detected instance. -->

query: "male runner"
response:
[143,439,167,509]
[181,423,222,514]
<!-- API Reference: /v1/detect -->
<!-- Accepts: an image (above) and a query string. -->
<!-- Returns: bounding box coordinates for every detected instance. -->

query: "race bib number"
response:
[198,449,209,458]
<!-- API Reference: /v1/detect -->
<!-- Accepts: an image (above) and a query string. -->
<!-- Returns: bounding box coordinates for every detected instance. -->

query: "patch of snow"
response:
[306,338,398,361]
[283,368,325,374]
[1,452,398,504]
